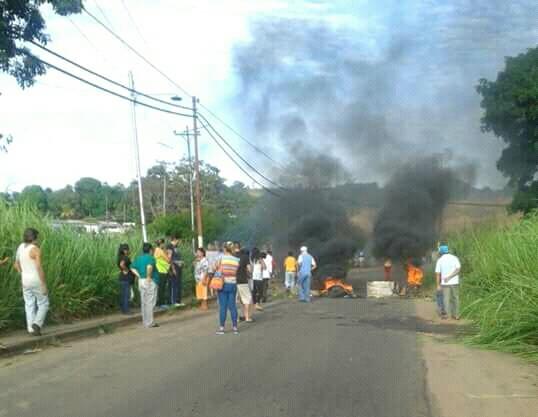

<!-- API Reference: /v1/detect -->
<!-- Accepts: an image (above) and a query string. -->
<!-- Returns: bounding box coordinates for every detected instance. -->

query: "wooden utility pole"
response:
[192,96,204,248]
[173,127,196,254]
[128,71,148,242]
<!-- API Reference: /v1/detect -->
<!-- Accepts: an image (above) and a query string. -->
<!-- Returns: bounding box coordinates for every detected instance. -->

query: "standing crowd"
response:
[5,228,461,336]
[121,240,318,334]
[4,228,318,337]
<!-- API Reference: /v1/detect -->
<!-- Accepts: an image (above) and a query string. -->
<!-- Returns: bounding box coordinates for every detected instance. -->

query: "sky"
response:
[1,0,536,192]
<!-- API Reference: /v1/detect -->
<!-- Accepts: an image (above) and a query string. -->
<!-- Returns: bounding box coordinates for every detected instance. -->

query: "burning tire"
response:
[328,285,347,298]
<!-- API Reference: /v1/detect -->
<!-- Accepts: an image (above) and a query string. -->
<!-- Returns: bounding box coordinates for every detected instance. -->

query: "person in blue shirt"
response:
[132,242,160,328]
[297,246,317,303]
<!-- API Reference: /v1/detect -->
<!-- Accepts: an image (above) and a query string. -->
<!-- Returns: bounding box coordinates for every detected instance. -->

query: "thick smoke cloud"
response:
[227,1,535,274]
[227,153,365,281]
[372,157,453,260]
[232,0,537,186]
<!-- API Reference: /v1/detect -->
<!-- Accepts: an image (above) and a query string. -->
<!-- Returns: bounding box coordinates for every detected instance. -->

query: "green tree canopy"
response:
[476,46,538,212]
[19,184,48,212]
[75,177,103,217]
[1,0,82,88]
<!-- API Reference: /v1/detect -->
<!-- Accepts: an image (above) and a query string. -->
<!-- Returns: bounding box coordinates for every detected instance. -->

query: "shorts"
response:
[237,283,252,305]
[196,282,208,300]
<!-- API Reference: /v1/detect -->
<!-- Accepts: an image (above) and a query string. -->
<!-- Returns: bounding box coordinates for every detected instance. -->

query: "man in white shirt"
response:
[435,245,461,320]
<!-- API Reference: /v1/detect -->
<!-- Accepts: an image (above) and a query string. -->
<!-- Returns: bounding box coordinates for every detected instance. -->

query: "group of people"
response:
[6,226,461,337]
[116,236,185,328]
[193,243,317,335]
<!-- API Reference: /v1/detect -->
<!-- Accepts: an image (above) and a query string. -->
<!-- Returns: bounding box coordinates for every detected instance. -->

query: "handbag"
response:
[209,277,224,291]
[209,274,223,290]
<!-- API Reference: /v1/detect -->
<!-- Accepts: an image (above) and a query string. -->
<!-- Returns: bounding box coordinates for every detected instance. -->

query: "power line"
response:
[120,0,150,47]
[81,4,282,168]
[199,113,287,191]
[82,5,191,98]
[26,53,193,118]
[91,0,116,31]
[200,123,281,197]
[199,105,284,169]
[27,40,192,111]
[67,17,106,62]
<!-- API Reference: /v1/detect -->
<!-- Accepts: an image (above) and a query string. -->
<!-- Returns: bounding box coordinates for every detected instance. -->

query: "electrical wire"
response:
[200,123,281,197]
[27,40,193,111]
[120,0,150,47]
[91,0,116,31]
[67,17,107,62]
[198,105,284,169]
[25,53,193,118]
[81,4,283,168]
[82,5,191,98]
[198,113,287,191]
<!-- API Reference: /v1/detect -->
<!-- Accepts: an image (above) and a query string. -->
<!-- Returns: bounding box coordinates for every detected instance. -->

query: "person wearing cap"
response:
[297,246,317,303]
[435,244,461,320]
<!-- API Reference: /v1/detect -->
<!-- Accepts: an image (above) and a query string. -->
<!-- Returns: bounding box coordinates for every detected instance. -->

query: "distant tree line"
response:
[0,159,257,226]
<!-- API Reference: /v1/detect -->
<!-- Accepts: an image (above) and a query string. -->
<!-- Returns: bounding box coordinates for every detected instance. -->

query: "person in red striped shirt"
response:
[215,242,240,335]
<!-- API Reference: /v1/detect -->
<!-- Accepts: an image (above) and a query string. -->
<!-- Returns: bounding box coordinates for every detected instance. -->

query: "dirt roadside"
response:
[415,299,538,417]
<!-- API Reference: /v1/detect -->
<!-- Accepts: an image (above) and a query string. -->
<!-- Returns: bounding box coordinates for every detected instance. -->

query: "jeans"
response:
[217,283,238,328]
[119,280,131,313]
[158,273,169,306]
[262,278,269,302]
[139,280,157,327]
[442,285,460,318]
[23,285,49,332]
[297,273,312,302]
[285,272,296,289]
[169,265,182,304]
[436,289,445,316]
[252,280,264,304]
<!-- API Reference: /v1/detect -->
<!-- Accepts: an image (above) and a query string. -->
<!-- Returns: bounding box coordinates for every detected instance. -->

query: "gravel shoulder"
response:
[415,299,538,417]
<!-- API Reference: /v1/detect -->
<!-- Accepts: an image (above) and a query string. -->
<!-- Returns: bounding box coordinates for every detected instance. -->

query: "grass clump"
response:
[0,203,194,331]
[450,212,538,361]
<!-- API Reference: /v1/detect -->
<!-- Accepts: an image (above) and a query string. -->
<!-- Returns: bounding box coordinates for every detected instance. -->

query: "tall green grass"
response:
[450,213,538,360]
[0,203,194,331]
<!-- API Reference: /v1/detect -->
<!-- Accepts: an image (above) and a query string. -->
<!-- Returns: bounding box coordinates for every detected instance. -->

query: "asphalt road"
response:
[0,270,433,417]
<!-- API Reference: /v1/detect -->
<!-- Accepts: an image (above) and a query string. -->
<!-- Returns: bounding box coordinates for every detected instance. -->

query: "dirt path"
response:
[415,299,538,417]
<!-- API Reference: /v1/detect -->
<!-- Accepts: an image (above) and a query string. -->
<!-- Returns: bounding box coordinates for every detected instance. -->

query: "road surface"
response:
[0,269,433,417]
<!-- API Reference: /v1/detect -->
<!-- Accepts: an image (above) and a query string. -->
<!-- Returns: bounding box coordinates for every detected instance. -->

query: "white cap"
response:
[300,246,307,253]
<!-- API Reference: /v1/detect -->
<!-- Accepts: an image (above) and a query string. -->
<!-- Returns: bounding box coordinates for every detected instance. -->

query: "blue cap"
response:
[439,245,449,255]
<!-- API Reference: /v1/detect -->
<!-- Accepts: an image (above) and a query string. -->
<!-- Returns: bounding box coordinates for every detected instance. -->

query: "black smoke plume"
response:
[227,1,535,276]
[227,153,365,281]
[372,157,453,260]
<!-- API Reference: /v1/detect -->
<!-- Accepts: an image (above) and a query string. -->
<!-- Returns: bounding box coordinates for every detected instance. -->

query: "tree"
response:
[48,185,80,218]
[74,177,103,218]
[1,0,82,88]
[19,184,48,212]
[0,133,13,152]
[477,46,538,213]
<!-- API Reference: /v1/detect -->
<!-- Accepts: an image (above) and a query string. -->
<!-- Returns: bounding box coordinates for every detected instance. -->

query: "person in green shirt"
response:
[132,242,160,328]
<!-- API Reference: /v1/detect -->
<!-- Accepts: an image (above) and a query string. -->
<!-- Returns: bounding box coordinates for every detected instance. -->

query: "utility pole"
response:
[174,127,196,254]
[162,164,167,216]
[192,96,204,248]
[129,71,148,242]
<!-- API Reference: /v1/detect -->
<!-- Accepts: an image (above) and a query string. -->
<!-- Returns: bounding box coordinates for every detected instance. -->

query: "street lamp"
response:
[171,95,182,102]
